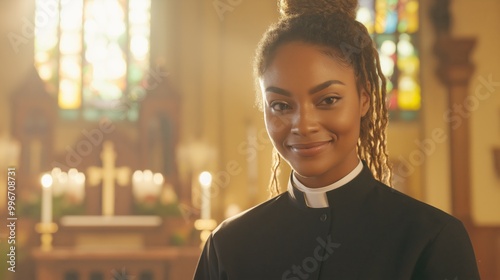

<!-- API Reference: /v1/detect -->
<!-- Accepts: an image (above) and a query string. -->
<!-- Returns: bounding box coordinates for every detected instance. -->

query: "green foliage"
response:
[133,201,182,217]
[18,195,85,221]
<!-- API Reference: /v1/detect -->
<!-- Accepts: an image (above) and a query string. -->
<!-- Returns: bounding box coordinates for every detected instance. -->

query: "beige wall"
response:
[0,0,35,134]
[452,0,500,225]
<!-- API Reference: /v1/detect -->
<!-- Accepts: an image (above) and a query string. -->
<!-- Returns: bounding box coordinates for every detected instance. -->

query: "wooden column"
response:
[435,38,476,226]
[431,2,500,279]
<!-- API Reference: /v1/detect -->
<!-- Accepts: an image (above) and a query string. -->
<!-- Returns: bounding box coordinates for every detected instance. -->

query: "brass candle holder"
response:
[35,222,58,251]
[194,219,218,249]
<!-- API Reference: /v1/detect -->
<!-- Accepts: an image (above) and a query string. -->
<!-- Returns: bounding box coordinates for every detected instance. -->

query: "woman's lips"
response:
[288,141,332,157]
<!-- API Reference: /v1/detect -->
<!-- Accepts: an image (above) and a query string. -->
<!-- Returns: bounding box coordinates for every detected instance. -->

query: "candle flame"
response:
[199,171,212,188]
[41,174,53,188]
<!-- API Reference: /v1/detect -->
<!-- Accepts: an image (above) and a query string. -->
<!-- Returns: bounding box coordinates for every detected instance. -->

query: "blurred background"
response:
[0,0,499,279]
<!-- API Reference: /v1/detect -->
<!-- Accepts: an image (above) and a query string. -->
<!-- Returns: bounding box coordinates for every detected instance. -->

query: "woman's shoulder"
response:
[370,180,464,230]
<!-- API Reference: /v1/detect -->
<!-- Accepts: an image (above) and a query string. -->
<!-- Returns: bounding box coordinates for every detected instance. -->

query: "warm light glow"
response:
[41,174,53,188]
[398,76,421,110]
[130,0,151,11]
[75,172,86,185]
[85,39,108,63]
[89,81,123,100]
[398,57,419,75]
[381,40,396,56]
[68,168,78,177]
[59,79,81,109]
[398,38,414,57]
[153,173,164,185]
[380,55,395,77]
[34,0,152,121]
[59,172,68,184]
[105,54,127,80]
[35,52,50,63]
[60,33,81,54]
[356,2,375,33]
[130,35,149,59]
[399,76,415,91]
[356,7,372,25]
[60,57,81,79]
[133,170,143,181]
[60,0,83,30]
[51,168,62,177]
[199,171,212,188]
[106,21,126,38]
[143,170,153,181]
[38,64,53,81]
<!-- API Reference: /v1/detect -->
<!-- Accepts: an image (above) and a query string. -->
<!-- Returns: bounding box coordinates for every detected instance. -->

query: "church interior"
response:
[0,0,499,279]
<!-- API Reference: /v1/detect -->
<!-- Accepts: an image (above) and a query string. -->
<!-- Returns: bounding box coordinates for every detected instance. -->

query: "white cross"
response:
[87,141,130,216]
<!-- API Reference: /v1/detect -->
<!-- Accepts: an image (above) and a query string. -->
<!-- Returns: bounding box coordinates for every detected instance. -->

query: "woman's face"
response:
[260,42,369,188]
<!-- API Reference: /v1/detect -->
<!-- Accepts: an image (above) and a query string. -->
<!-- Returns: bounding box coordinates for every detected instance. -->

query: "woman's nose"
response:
[291,104,319,136]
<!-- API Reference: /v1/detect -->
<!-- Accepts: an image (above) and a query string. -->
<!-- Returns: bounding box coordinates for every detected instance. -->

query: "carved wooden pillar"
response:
[10,68,57,194]
[431,0,477,227]
[138,70,184,201]
[435,38,476,226]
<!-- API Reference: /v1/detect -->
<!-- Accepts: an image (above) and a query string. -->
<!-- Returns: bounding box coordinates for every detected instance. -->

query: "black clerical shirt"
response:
[193,164,480,280]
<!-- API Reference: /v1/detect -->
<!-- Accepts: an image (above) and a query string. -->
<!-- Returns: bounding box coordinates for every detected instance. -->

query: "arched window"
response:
[34,0,151,121]
[357,0,420,121]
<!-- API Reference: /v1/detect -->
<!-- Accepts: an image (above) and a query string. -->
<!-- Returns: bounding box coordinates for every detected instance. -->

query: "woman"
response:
[194,0,480,279]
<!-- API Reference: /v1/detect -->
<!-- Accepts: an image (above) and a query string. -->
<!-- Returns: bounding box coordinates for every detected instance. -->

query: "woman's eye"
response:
[319,96,339,106]
[270,102,291,112]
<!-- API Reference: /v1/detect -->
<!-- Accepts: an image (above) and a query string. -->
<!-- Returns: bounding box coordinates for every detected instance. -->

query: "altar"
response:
[32,247,200,280]
[27,137,205,280]
[32,215,198,280]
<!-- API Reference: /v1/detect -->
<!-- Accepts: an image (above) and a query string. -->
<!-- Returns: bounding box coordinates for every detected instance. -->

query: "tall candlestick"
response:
[199,171,212,220]
[40,174,53,224]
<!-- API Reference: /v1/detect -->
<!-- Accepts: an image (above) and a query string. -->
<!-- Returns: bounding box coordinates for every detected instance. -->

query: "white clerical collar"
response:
[287,160,364,208]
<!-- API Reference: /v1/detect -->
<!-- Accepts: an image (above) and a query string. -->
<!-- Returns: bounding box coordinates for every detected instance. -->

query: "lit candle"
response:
[199,171,212,220]
[132,170,164,202]
[40,174,53,224]
[67,168,86,203]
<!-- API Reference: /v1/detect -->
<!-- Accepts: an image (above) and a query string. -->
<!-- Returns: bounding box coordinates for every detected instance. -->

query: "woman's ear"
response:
[360,89,370,117]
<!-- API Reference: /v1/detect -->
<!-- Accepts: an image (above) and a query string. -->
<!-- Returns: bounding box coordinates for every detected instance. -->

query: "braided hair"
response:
[254,0,392,196]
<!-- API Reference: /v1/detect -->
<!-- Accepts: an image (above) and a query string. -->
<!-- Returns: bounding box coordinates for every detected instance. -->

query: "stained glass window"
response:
[34,0,151,122]
[357,0,420,121]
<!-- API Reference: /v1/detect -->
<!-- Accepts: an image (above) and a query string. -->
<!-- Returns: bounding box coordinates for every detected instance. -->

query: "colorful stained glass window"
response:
[34,0,151,122]
[357,0,420,121]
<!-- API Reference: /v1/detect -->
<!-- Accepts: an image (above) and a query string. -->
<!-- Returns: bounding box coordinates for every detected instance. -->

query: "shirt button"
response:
[320,213,328,222]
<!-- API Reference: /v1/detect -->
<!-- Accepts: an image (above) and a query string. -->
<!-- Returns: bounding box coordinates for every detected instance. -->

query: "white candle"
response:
[40,174,53,224]
[75,171,86,203]
[199,171,212,220]
[132,170,164,202]
[66,169,86,203]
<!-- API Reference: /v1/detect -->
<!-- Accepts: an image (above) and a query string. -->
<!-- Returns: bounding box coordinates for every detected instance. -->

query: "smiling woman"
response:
[262,42,369,188]
[193,0,480,279]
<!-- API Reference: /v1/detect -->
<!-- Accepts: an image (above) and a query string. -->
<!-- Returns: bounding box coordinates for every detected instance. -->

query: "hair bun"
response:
[278,0,358,19]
